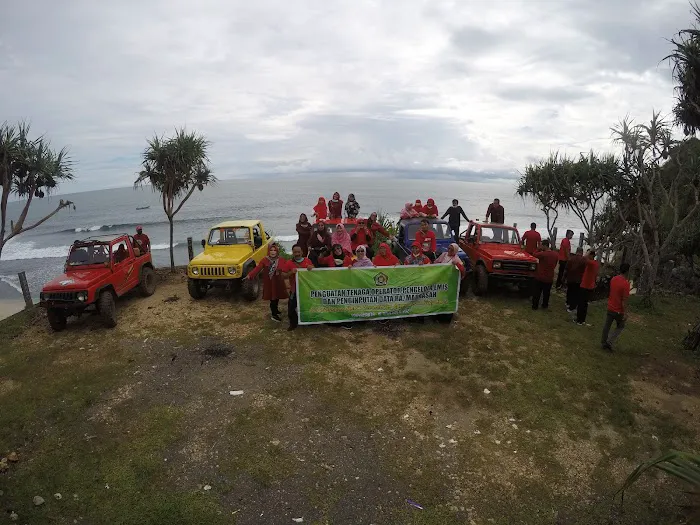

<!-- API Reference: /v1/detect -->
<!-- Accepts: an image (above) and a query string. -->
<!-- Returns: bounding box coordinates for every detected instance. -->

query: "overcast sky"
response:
[0,0,693,193]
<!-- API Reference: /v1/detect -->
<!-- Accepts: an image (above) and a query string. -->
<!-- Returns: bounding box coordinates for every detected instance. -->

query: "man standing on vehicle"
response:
[556,230,574,289]
[601,263,631,352]
[134,225,150,253]
[532,240,559,310]
[442,199,469,242]
[485,198,504,241]
[576,249,600,326]
[415,219,437,261]
[521,223,541,255]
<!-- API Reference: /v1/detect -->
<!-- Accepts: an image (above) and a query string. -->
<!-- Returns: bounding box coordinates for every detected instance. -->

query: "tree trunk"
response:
[169,216,175,271]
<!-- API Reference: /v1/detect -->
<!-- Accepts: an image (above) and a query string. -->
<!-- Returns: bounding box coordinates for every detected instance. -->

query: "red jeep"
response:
[459,221,538,296]
[39,234,156,331]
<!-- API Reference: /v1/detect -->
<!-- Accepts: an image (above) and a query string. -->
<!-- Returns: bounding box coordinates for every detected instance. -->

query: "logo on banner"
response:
[374,272,389,287]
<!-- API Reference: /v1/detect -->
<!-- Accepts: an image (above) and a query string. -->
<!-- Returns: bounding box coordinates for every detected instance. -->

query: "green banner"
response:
[296,264,460,324]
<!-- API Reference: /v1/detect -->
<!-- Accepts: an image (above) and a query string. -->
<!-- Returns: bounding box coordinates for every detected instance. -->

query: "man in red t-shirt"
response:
[521,223,541,255]
[281,244,314,331]
[415,219,437,261]
[601,263,631,351]
[532,240,559,310]
[555,229,574,289]
[576,249,600,325]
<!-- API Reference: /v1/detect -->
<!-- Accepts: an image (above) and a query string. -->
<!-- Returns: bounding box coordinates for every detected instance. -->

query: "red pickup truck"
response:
[459,221,538,295]
[39,234,156,331]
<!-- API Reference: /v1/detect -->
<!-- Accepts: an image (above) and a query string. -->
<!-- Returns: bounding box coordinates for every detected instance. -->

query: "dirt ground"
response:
[1,271,699,524]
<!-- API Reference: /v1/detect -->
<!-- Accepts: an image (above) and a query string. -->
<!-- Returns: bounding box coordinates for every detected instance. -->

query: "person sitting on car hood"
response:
[423,199,439,218]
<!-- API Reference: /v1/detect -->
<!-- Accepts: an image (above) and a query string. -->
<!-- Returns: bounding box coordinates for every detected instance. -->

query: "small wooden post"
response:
[578,232,585,248]
[187,237,194,261]
[551,227,558,247]
[18,271,33,309]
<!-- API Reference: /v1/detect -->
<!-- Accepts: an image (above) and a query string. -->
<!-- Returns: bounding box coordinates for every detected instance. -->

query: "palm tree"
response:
[667,3,700,135]
[135,129,215,270]
[0,122,74,261]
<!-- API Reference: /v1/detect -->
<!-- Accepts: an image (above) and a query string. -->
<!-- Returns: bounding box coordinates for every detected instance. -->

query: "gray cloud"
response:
[0,0,693,193]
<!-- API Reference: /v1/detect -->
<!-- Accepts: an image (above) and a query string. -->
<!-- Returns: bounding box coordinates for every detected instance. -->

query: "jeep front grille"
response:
[45,291,78,301]
[500,261,532,272]
[200,266,226,277]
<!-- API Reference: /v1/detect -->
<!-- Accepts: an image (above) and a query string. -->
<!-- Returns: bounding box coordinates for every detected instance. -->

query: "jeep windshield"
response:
[67,242,110,266]
[406,222,452,241]
[480,227,520,245]
[208,227,251,246]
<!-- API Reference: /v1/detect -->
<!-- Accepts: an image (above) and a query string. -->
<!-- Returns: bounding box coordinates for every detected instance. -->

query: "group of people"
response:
[312,192,362,220]
[527,227,631,352]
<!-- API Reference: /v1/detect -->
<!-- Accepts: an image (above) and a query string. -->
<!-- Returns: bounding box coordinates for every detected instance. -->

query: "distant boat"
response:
[136,206,150,210]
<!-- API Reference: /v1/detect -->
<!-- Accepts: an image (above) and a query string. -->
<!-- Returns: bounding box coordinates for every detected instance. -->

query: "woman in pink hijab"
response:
[331,224,353,255]
[400,203,418,220]
[435,243,466,278]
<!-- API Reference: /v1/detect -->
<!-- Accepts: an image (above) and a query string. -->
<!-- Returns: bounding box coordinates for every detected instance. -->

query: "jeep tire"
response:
[139,266,157,297]
[187,278,207,299]
[242,274,260,301]
[474,265,488,296]
[47,308,67,332]
[98,291,117,328]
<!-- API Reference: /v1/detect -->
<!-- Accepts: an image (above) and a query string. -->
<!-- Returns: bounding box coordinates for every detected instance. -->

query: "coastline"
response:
[0,278,28,321]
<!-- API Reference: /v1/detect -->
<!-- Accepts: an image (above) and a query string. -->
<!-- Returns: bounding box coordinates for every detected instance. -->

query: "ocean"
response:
[0,175,586,302]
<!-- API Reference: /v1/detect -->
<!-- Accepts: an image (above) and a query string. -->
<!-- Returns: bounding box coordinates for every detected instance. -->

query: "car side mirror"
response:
[201,239,206,248]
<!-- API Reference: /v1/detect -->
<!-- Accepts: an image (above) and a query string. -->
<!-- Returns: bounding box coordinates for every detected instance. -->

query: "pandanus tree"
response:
[135,129,215,270]
[667,2,700,136]
[0,122,74,261]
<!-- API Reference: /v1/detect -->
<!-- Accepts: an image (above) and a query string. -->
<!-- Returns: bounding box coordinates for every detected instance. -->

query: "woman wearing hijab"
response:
[281,244,314,331]
[308,221,332,266]
[400,202,419,220]
[345,193,361,219]
[404,241,432,265]
[367,212,394,241]
[372,243,400,266]
[423,199,439,218]
[313,197,328,220]
[247,243,288,321]
[350,245,374,268]
[350,218,374,253]
[319,244,353,268]
[435,243,466,278]
[331,224,353,255]
[296,213,312,255]
[414,199,427,217]
[328,192,343,219]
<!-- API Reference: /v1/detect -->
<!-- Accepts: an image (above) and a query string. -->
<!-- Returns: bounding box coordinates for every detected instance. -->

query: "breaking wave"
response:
[1,239,178,261]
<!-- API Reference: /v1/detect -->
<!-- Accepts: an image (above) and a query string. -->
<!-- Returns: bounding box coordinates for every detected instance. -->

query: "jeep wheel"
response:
[474,265,488,296]
[187,279,207,299]
[242,274,260,301]
[47,308,67,332]
[98,291,117,328]
[139,267,157,296]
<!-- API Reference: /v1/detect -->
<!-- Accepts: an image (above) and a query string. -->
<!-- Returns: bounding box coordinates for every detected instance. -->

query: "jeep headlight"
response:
[493,261,502,269]
[77,291,88,302]
[227,266,236,275]
[191,266,199,276]
[529,263,537,271]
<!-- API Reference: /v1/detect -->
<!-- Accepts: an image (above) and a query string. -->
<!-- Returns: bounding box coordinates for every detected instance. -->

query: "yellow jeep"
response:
[187,220,272,300]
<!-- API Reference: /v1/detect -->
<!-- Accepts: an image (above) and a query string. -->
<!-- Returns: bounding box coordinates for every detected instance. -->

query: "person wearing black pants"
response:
[565,247,585,312]
[442,199,469,242]
[287,294,298,330]
[531,240,559,310]
[555,230,574,289]
[576,249,600,325]
[281,244,314,331]
[270,299,281,319]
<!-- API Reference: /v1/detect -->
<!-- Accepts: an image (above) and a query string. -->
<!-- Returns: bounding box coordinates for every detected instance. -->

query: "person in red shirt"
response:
[601,263,631,351]
[414,199,424,215]
[133,225,150,254]
[367,212,396,242]
[312,197,328,220]
[247,243,288,322]
[531,240,559,310]
[372,243,400,266]
[415,219,437,261]
[521,223,541,255]
[328,192,343,219]
[281,244,314,331]
[576,249,600,325]
[423,198,439,218]
[404,241,431,265]
[556,229,574,289]
[350,219,374,255]
[319,244,353,268]
[565,247,586,312]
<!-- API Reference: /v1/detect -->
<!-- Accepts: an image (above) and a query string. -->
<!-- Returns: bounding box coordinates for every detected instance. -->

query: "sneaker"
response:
[566,308,575,313]
[601,342,613,352]
[271,314,282,322]
[575,321,584,326]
